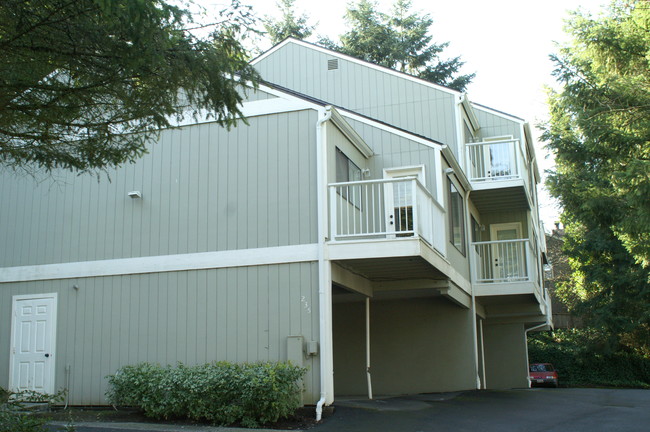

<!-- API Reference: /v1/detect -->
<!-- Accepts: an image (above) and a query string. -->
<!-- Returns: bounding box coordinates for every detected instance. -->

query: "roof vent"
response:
[327,59,339,70]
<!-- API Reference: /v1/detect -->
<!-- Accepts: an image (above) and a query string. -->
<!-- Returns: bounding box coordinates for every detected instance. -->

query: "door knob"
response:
[44,353,50,358]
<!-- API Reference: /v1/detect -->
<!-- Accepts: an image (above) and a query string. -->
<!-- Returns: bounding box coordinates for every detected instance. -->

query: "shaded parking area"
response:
[46,388,650,432]
[314,388,650,432]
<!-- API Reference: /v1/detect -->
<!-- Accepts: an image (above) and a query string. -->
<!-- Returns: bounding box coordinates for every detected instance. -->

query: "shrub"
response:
[0,387,58,432]
[528,328,650,388]
[106,361,306,427]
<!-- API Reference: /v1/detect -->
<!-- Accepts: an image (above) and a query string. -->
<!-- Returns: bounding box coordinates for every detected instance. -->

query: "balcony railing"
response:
[471,239,537,283]
[465,139,526,183]
[329,178,446,256]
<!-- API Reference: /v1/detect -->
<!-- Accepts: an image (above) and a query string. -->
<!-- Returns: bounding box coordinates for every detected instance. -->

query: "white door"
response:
[10,294,57,395]
[383,166,426,236]
[490,223,525,281]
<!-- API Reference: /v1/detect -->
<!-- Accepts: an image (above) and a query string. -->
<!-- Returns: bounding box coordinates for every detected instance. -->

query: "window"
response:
[471,216,482,254]
[448,180,466,255]
[336,148,362,207]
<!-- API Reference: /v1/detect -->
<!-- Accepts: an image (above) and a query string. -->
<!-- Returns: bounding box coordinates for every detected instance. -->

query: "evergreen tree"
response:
[264,0,314,46]
[543,1,650,354]
[0,0,260,173]
[329,0,474,91]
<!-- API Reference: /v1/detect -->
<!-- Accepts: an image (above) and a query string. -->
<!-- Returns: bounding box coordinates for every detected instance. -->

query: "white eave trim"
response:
[328,106,374,158]
[338,110,445,150]
[0,244,319,283]
[523,122,542,183]
[460,94,480,132]
[168,82,324,127]
[471,103,526,124]
[442,146,472,192]
[252,38,461,97]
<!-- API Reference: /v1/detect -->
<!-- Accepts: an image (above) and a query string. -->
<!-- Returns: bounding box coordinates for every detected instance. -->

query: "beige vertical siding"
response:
[473,107,522,140]
[0,110,318,267]
[0,263,321,405]
[333,297,476,395]
[255,42,459,151]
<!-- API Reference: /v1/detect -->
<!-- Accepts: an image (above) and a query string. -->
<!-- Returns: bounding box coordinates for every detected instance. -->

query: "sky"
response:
[204,0,609,230]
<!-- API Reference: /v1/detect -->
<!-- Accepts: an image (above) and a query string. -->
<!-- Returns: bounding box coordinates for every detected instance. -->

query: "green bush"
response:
[528,328,650,388]
[0,387,55,432]
[106,361,306,427]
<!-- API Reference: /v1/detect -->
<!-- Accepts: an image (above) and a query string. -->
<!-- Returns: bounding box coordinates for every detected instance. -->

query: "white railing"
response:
[465,139,524,182]
[472,239,533,283]
[329,177,446,256]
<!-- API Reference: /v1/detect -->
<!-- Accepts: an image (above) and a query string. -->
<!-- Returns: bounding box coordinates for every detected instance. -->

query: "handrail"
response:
[465,138,519,147]
[472,239,529,245]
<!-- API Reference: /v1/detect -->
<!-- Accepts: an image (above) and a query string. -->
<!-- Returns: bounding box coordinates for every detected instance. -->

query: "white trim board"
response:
[0,244,319,283]
[339,110,445,150]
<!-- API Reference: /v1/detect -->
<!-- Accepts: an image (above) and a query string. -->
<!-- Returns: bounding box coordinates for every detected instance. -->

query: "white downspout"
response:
[524,321,549,388]
[366,297,373,399]
[464,188,481,390]
[316,106,333,422]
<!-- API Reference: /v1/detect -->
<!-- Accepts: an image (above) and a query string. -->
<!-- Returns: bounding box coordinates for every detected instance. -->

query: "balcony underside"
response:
[470,183,530,213]
[477,291,550,325]
[328,238,472,308]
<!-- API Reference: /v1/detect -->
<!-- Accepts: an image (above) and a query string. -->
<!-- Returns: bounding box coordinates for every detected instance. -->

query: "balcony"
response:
[329,177,446,255]
[471,239,542,299]
[327,178,465,297]
[465,139,532,212]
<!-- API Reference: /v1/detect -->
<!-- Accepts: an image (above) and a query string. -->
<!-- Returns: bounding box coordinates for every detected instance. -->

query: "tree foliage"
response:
[264,0,314,46]
[322,0,474,91]
[0,0,260,173]
[543,1,650,353]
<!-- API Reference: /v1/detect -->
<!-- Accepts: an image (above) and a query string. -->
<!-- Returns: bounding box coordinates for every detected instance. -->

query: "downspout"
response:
[464,188,481,390]
[366,297,373,399]
[316,106,333,421]
[524,321,550,388]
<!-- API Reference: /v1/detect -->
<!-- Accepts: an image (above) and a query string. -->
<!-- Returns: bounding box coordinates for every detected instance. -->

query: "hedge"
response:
[105,361,306,427]
[528,329,650,388]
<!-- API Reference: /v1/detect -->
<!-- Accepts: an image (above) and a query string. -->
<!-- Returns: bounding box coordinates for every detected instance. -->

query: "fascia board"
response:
[523,122,542,183]
[249,38,294,65]
[338,110,445,150]
[471,103,525,123]
[253,38,460,98]
[460,94,481,132]
[442,146,472,192]
[328,107,374,158]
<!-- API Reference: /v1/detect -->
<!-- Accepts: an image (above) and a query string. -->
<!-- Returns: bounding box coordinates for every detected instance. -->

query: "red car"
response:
[529,363,559,387]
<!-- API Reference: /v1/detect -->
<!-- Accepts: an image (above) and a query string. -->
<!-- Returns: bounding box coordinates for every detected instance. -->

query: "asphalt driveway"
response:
[47,388,650,432]
[314,388,650,432]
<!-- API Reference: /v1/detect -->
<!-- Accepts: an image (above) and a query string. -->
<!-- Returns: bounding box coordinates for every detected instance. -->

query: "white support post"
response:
[411,179,418,238]
[366,296,373,400]
[329,187,337,241]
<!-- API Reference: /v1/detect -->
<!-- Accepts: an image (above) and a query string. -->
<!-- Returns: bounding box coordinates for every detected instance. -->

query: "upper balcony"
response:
[326,178,468,300]
[329,177,446,254]
[465,138,533,212]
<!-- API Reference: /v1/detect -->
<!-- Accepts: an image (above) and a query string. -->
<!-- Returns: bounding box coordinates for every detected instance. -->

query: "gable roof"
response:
[252,38,461,97]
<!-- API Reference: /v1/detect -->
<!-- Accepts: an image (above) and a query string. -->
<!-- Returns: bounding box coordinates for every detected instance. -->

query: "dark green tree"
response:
[543,0,650,354]
[0,0,260,174]
[264,0,315,45]
[326,0,474,91]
